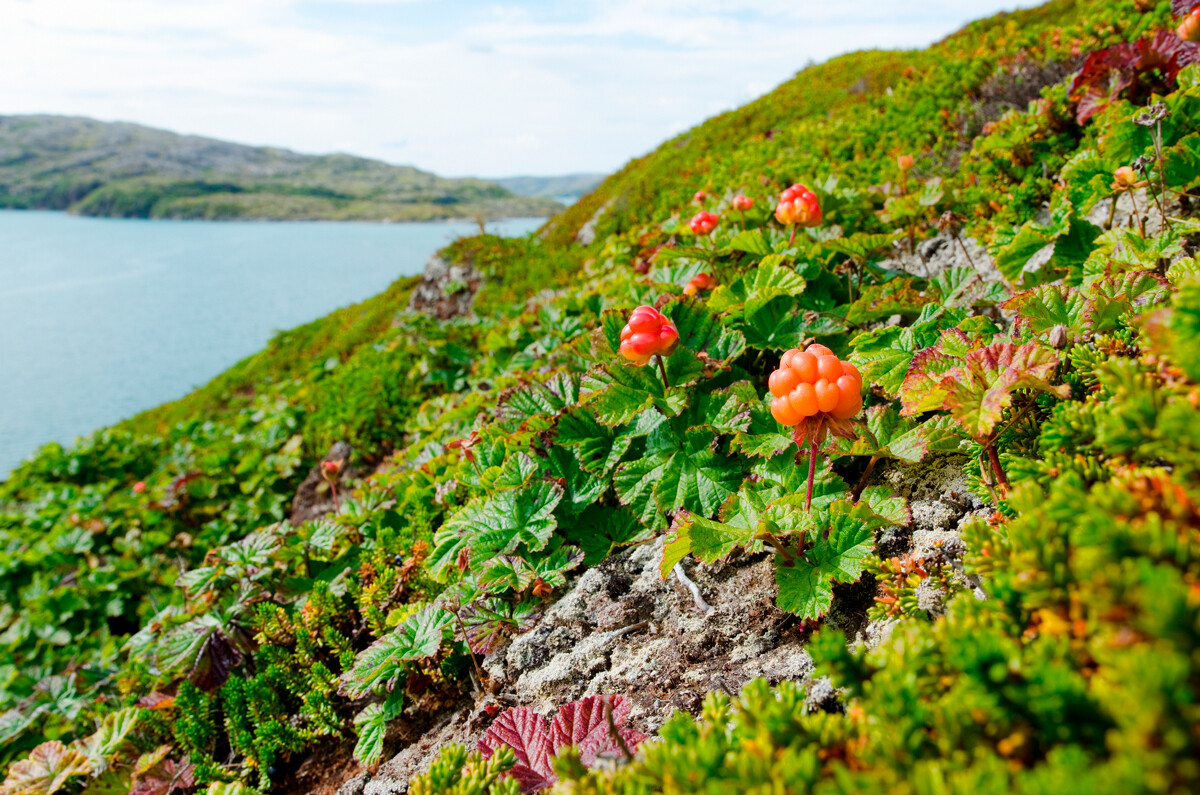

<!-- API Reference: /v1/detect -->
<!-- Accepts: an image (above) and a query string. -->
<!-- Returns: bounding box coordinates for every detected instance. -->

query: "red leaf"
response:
[549,695,646,766]
[477,707,555,792]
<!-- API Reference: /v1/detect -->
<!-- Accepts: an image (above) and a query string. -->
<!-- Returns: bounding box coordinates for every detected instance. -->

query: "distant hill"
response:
[493,173,606,203]
[0,115,562,221]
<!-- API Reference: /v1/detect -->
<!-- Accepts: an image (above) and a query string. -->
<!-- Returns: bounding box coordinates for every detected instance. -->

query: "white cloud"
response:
[0,0,1043,177]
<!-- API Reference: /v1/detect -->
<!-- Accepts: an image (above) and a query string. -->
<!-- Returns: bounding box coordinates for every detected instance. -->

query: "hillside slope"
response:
[2,1,1200,794]
[0,115,561,221]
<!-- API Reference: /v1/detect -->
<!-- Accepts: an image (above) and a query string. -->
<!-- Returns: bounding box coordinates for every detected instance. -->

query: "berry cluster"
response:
[619,305,680,365]
[689,211,719,235]
[683,272,716,296]
[767,343,862,426]
[774,184,822,229]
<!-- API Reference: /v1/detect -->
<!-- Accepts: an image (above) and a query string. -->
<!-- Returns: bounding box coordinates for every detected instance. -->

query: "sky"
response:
[0,0,1041,179]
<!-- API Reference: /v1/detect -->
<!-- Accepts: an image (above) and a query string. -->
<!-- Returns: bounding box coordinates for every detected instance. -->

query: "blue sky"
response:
[0,0,1041,178]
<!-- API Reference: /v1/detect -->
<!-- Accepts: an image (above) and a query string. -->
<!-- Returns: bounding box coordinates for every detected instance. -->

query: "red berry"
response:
[774,184,822,229]
[897,154,914,171]
[689,211,719,236]
[132,481,146,494]
[684,272,717,296]
[619,306,679,365]
[693,191,708,203]
[1179,8,1200,42]
[733,195,754,211]
[766,346,863,427]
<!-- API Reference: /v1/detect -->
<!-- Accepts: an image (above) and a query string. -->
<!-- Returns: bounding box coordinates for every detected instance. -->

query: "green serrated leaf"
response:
[340,606,453,700]
[353,703,388,765]
[433,481,564,572]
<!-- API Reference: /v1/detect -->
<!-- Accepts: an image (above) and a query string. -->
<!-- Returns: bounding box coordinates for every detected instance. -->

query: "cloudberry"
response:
[683,272,716,296]
[768,343,862,426]
[619,305,679,365]
[689,211,719,236]
[732,194,754,211]
[1179,8,1200,42]
[1111,166,1146,191]
[774,184,822,228]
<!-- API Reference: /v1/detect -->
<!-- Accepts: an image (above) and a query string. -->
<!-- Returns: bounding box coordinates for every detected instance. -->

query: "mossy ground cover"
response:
[2,1,1199,794]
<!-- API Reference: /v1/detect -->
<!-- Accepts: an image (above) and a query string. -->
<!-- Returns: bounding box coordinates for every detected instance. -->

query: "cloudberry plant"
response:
[688,211,719,236]
[774,183,822,244]
[768,343,863,509]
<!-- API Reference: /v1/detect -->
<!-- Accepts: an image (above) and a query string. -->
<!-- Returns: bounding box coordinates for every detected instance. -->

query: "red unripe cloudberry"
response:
[689,211,719,236]
[774,184,822,228]
[732,194,754,211]
[619,305,679,365]
[897,154,914,171]
[133,481,146,494]
[683,272,716,296]
[1179,8,1200,42]
[1111,166,1145,191]
[692,191,708,203]
[768,343,862,426]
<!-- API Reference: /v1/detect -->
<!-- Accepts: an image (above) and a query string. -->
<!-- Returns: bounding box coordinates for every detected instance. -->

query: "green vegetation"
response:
[2,1,1200,794]
[0,116,561,221]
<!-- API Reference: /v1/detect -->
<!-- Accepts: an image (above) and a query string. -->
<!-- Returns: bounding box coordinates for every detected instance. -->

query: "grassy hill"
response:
[2,1,1200,794]
[0,115,561,221]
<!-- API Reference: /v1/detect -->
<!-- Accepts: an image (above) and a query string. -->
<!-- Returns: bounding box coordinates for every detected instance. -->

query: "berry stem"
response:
[321,470,341,514]
[656,354,671,389]
[805,438,818,512]
[985,444,1009,493]
[788,226,797,246]
[851,455,879,503]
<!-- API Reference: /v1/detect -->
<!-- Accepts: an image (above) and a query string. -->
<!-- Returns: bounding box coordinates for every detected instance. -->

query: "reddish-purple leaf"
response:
[477,707,555,792]
[1069,32,1200,123]
[547,695,645,765]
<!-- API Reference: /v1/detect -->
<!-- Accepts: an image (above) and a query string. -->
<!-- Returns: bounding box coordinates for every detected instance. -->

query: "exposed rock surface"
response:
[337,454,991,795]
[406,255,482,320]
[879,233,1001,282]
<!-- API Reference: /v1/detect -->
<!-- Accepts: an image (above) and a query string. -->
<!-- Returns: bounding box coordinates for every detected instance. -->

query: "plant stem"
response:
[1154,121,1173,235]
[985,400,1038,447]
[954,233,978,272]
[985,444,1009,492]
[656,354,671,389]
[788,226,797,246]
[605,700,635,763]
[805,439,819,512]
[1128,190,1145,237]
[761,531,797,564]
[851,456,879,503]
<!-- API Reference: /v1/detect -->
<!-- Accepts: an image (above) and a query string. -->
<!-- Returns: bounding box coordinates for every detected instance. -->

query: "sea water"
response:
[0,211,544,476]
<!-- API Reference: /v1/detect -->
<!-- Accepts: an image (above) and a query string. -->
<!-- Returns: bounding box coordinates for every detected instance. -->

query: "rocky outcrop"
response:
[406,255,483,320]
